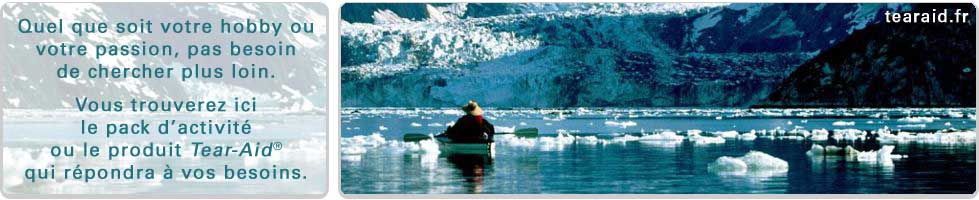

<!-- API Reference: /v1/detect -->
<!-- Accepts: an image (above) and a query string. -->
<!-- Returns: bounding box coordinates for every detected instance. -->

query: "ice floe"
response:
[738,132,757,141]
[807,144,904,166]
[341,133,441,155]
[875,128,976,144]
[831,129,866,141]
[832,121,855,126]
[897,116,940,123]
[497,126,516,133]
[604,120,637,128]
[896,124,927,128]
[810,129,830,141]
[715,130,739,139]
[708,151,788,176]
[639,131,686,142]
[690,135,726,145]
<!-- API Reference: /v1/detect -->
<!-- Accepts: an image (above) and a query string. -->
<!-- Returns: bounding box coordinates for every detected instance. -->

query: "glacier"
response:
[341,3,906,107]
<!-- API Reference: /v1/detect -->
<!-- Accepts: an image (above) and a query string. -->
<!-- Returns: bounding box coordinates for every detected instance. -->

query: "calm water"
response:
[341,108,976,194]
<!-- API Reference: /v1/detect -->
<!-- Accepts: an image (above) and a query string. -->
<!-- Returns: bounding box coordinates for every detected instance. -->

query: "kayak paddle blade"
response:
[513,128,539,138]
[403,133,432,142]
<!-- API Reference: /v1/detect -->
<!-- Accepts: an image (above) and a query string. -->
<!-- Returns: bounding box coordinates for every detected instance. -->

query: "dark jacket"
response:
[444,115,495,143]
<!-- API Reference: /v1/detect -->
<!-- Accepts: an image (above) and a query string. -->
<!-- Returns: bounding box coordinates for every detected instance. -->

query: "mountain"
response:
[757,4,975,108]
[341,3,908,107]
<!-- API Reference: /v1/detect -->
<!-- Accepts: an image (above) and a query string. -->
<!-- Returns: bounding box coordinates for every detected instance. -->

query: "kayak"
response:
[434,135,495,154]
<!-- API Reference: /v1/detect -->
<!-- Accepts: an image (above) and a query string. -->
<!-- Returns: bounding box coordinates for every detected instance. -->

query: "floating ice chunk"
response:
[539,133,576,151]
[342,146,367,155]
[738,132,757,141]
[443,110,463,115]
[378,125,388,131]
[876,128,916,143]
[544,112,566,121]
[825,145,843,154]
[715,116,723,120]
[604,120,637,128]
[575,136,600,145]
[708,151,788,176]
[844,146,861,156]
[778,135,805,140]
[687,129,703,136]
[810,129,830,141]
[497,134,535,147]
[787,128,810,137]
[410,122,422,127]
[611,134,641,143]
[944,122,953,126]
[807,144,843,157]
[855,145,896,162]
[832,129,866,141]
[414,139,441,154]
[707,156,747,173]
[341,133,444,155]
[497,126,516,133]
[638,131,685,142]
[915,130,976,144]
[715,131,738,139]
[806,144,824,156]
[740,151,789,171]
[896,124,926,128]
[897,116,940,123]
[691,136,725,145]
[832,121,855,126]
[947,111,965,118]
[341,133,387,148]
[341,155,362,162]
[427,123,444,127]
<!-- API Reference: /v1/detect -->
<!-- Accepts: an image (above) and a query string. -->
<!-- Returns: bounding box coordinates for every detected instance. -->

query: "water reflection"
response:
[445,153,494,193]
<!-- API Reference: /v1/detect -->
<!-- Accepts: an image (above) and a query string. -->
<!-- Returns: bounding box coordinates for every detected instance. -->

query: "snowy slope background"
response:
[341,3,910,107]
[1,3,328,111]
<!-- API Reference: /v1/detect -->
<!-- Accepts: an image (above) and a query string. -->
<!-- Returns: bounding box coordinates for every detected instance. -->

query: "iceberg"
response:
[691,136,726,145]
[605,120,638,128]
[897,116,939,123]
[715,130,739,139]
[708,151,789,176]
[738,132,757,141]
[640,131,685,142]
[832,121,855,126]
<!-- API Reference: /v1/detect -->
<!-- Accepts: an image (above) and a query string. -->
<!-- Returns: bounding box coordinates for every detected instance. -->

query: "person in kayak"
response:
[443,100,495,143]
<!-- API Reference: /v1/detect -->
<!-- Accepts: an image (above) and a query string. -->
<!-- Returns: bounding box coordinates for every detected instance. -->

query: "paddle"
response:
[402,133,432,142]
[512,128,539,138]
[402,127,540,142]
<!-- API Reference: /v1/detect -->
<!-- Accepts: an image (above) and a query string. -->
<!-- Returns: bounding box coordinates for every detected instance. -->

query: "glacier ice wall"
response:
[340,3,907,107]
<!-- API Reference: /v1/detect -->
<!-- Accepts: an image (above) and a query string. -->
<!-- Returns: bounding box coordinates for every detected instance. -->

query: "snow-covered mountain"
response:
[341,3,909,107]
[758,4,975,108]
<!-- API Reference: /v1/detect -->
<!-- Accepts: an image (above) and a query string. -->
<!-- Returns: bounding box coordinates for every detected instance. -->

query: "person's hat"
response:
[462,100,483,116]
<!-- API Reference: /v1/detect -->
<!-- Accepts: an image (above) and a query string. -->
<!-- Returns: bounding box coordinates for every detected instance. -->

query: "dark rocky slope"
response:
[757,4,975,108]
